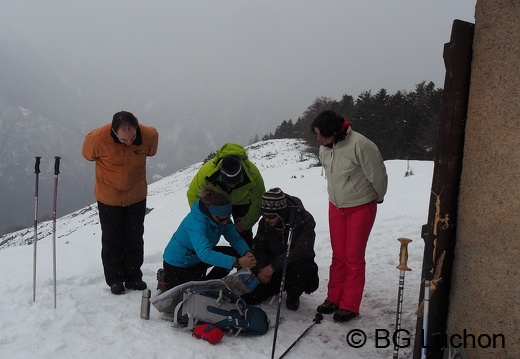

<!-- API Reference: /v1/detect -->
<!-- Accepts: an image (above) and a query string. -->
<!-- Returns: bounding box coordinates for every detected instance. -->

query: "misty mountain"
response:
[0,31,94,234]
[0,31,267,235]
[0,138,318,251]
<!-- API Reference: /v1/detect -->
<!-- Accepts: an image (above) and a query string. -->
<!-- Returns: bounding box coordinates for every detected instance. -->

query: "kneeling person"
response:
[159,186,256,292]
[241,188,319,311]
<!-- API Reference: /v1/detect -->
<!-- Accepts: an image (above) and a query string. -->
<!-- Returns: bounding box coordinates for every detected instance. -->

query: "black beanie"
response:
[260,188,287,213]
[220,156,243,184]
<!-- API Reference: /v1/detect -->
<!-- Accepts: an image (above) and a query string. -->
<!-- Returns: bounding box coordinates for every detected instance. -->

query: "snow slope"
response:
[0,139,432,359]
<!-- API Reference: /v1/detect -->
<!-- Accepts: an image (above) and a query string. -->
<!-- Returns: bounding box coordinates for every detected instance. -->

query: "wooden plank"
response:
[412,19,474,359]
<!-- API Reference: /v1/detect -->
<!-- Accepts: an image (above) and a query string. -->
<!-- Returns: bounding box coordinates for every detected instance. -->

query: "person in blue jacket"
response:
[158,185,257,292]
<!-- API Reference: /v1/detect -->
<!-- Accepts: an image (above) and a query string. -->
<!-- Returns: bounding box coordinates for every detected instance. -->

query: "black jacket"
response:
[252,194,316,272]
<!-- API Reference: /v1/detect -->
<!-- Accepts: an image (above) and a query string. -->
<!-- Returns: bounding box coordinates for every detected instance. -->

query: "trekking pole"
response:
[270,208,299,359]
[421,280,430,359]
[393,238,412,359]
[420,226,435,359]
[32,156,42,303]
[52,156,61,309]
[278,313,323,359]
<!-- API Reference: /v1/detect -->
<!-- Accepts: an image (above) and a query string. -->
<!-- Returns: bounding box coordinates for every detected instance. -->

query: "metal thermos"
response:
[140,289,151,320]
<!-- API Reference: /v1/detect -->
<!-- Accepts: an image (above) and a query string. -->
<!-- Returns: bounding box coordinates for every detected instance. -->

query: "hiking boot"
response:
[286,294,300,311]
[156,268,165,282]
[110,282,125,295]
[156,268,170,293]
[317,300,338,314]
[125,280,147,291]
[333,309,359,323]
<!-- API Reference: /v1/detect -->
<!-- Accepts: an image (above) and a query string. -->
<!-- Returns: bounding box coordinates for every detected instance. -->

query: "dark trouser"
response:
[241,259,319,305]
[97,199,146,286]
[232,204,254,248]
[163,246,239,289]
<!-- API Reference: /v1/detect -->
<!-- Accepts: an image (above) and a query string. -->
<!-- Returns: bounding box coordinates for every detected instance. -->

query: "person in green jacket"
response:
[187,143,265,247]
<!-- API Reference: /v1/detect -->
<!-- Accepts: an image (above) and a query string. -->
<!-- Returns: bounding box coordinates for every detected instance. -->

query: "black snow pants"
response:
[97,199,146,286]
[162,246,240,290]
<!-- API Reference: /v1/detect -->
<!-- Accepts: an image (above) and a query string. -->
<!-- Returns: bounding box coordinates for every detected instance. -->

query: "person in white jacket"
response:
[311,110,388,322]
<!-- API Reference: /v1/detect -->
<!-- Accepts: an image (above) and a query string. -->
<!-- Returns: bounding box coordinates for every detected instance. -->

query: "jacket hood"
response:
[212,143,247,164]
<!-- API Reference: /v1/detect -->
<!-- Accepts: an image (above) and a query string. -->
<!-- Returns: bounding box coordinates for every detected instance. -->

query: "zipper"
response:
[330,144,339,206]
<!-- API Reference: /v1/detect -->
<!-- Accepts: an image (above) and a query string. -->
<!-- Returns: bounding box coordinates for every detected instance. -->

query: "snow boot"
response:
[125,280,147,290]
[286,294,300,311]
[333,309,359,323]
[110,282,125,295]
[156,268,170,293]
[316,300,338,314]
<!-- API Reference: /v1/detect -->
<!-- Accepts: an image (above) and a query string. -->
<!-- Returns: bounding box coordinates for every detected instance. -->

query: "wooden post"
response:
[412,19,474,359]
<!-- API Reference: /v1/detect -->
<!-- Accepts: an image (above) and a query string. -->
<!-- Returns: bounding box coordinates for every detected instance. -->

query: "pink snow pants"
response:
[326,200,377,313]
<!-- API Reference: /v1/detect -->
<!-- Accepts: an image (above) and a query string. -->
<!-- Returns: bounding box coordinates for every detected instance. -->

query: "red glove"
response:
[192,324,224,344]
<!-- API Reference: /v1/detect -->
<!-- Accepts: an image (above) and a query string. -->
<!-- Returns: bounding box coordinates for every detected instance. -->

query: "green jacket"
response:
[187,143,265,230]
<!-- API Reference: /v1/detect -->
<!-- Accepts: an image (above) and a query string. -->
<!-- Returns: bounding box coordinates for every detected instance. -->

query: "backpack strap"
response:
[206,305,250,336]
[208,312,246,336]
[215,290,226,306]
[173,291,197,330]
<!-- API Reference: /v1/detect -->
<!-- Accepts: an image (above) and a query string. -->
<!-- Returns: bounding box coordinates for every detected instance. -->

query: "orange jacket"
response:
[82,123,159,207]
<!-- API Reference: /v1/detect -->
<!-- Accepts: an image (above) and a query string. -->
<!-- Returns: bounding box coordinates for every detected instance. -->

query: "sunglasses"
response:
[262,213,278,220]
[215,215,231,223]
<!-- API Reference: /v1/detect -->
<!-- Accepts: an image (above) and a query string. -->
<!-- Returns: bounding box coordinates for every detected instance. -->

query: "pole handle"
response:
[396,237,412,271]
[35,157,42,174]
[54,156,61,175]
[421,224,436,280]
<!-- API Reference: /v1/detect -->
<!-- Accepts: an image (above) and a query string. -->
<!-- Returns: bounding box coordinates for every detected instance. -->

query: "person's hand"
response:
[257,265,274,284]
[238,252,256,269]
[234,217,246,232]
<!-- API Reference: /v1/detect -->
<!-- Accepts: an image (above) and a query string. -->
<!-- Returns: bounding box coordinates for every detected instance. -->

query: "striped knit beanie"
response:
[260,188,287,213]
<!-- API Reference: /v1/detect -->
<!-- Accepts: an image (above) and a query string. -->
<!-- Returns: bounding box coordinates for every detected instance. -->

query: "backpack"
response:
[151,270,268,336]
[173,288,269,336]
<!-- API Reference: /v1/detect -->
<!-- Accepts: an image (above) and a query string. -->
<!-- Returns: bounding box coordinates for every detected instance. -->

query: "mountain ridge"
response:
[0,138,317,250]
[0,32,271,234]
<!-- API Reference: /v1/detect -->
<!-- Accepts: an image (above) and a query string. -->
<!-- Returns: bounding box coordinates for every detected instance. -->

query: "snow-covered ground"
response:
[0,139,432,359]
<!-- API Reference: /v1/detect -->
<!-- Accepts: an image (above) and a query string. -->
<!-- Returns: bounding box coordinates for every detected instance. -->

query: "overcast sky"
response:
[1,0,476,134]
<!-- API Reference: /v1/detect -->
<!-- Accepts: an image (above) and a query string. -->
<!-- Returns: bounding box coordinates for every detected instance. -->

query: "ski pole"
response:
[32,156,41,303]
[393,238,412,359]
[420,226,435,359]
[421,280,430,359]
[271,208,299,359]
[52,156,61,309]
[278,313,323,359]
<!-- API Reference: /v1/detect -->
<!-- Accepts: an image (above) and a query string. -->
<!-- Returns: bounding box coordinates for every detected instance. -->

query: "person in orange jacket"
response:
[82,111,158,295]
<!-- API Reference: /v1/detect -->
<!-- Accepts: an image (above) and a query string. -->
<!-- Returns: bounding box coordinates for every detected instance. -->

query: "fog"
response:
[2,0,476,133]
[0,0,476,234]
